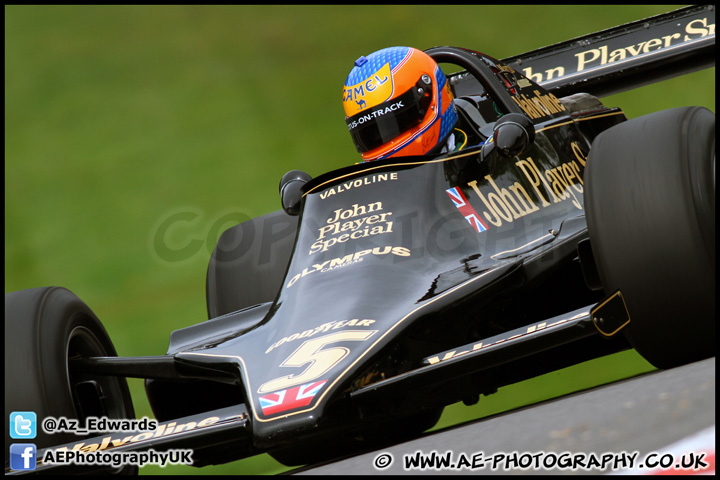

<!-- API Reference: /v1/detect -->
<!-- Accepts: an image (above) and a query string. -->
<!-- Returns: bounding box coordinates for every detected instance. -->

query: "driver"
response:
[281,46,485,213]
[342,46,481,162]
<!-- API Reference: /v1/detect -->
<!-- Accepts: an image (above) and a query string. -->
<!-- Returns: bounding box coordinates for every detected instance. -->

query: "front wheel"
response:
[584,106,715,369]
[4,287,136,474]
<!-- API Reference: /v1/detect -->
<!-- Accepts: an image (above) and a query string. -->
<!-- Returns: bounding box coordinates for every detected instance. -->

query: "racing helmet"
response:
[343,46,457,161]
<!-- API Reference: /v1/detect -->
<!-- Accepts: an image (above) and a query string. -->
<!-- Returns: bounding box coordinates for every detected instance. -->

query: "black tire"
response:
[4,287,136,474]
[584,106,715,369]
[206,210,298,318]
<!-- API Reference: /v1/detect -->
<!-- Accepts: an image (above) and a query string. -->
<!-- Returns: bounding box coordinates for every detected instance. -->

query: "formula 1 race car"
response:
[4,5,715,474]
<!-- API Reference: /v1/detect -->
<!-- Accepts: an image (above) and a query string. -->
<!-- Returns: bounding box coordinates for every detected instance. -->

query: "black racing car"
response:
[5,5,714,474]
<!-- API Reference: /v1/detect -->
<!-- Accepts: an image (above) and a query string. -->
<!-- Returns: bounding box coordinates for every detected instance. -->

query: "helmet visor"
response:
[346,77,433,154]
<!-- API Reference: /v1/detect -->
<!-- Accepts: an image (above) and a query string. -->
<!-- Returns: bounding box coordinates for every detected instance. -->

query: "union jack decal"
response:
[258,380,328,416]
[446,187,488,233]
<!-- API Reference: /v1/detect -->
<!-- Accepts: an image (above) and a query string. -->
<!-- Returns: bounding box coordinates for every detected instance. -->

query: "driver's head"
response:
[343,46,457,162]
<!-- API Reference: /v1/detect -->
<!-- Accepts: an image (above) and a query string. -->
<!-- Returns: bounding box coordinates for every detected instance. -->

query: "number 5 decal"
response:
[258,330,377,394]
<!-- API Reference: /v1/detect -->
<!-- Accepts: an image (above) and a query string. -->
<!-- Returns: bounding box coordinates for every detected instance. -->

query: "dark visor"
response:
[346,77,433,153]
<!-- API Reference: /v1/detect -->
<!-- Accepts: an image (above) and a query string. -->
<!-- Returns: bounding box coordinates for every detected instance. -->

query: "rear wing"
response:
[475,5,715,98]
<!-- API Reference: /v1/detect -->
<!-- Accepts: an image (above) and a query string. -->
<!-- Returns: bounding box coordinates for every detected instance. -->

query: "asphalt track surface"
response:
[296,357,715,475]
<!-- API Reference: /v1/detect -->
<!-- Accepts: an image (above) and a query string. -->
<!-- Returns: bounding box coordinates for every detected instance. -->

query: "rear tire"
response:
[206,210,298,318]
[4,287,136,474]
[584,106,715,369]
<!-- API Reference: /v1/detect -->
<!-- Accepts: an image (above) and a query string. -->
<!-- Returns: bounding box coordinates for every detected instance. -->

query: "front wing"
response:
[7,291,630,474]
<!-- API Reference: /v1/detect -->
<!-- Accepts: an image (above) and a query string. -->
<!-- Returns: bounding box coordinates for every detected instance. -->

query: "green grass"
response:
[5,5,714,475]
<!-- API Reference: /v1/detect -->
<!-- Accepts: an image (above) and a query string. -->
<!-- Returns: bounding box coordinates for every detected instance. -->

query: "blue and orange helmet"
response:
[342,46,457,161]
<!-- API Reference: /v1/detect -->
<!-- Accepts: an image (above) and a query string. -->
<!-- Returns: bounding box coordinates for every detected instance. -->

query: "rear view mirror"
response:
[489,113,536,158]
[279,170,312,215]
